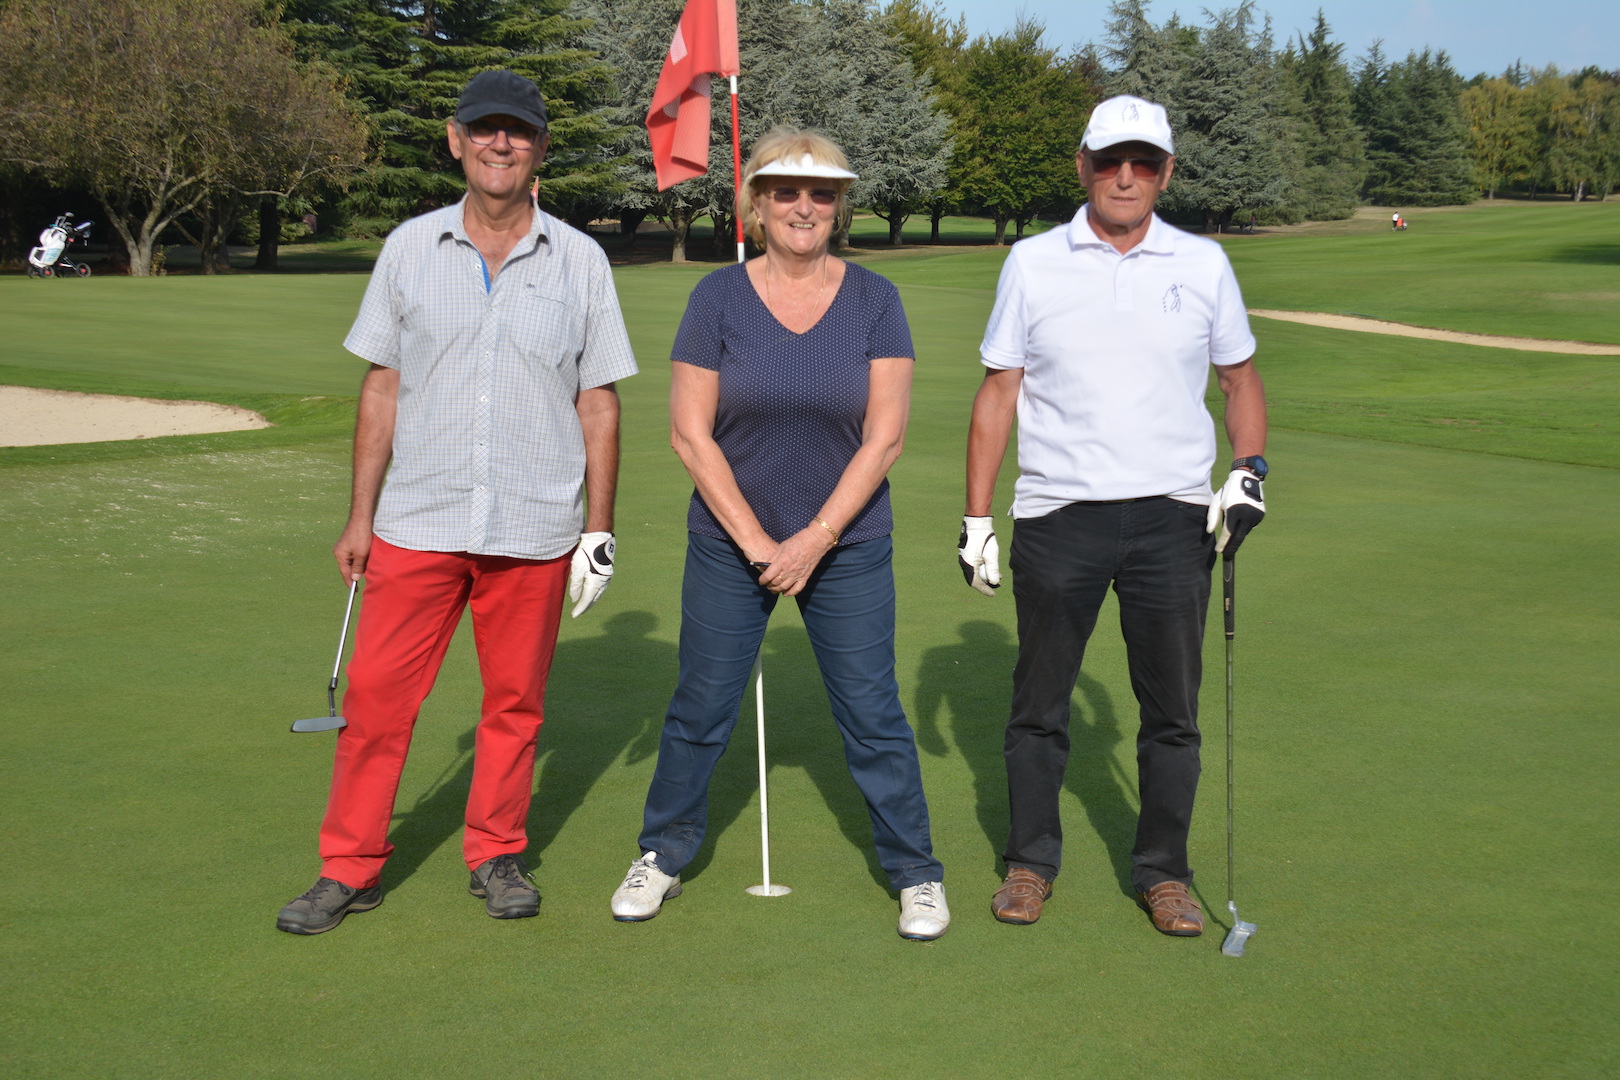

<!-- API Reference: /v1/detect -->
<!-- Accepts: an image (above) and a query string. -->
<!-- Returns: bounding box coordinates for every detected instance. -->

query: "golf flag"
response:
[647,0,740,190]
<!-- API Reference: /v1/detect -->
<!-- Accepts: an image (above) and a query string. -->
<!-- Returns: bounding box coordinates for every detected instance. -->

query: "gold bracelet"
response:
[812,516,840,544]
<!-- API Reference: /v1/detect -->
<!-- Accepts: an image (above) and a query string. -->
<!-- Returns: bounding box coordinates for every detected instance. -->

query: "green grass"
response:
[1219,200,1620,344]
[1,198,1617,1078]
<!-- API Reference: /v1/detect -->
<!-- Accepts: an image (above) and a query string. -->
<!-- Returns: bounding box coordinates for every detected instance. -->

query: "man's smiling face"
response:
[447,113,548,203]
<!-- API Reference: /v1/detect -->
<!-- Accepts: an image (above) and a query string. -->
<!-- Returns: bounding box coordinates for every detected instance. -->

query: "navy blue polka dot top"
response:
[672,260,915,546]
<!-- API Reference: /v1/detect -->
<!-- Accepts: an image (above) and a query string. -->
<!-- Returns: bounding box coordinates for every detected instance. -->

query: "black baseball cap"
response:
[456,70,548,131]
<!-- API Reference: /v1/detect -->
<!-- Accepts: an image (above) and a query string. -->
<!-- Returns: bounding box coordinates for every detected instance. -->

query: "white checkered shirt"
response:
[343,200,639,560]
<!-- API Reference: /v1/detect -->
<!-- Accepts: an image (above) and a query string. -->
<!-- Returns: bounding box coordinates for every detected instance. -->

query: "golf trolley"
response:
[27,213,94,278]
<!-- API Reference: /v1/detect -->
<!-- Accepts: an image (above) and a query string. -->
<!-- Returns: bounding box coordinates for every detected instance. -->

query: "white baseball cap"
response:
[1081,95,1174,156]
[751,152,858,180]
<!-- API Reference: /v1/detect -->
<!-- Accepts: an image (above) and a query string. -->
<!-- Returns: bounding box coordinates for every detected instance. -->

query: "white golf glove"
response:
[569,531,615,618]
[958,516,1001,596]
[1206,471,1266,554]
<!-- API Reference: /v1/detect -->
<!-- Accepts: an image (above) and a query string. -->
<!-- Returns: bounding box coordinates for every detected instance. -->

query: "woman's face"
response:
[755,176,840,257]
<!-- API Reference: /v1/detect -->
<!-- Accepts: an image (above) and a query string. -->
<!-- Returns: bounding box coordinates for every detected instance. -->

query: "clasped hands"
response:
[747,523,837,596]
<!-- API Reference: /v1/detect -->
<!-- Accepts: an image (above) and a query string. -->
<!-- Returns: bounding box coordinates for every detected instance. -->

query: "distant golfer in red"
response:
[277,70,638,935]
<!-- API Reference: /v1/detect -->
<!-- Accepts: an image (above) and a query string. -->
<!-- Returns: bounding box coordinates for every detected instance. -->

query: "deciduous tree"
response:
[0,0,367,276]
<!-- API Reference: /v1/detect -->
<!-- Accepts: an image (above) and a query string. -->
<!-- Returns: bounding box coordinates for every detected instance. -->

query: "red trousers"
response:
[319,537,568,889]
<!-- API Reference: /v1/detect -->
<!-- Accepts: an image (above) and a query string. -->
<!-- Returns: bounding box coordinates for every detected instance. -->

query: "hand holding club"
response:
[1206,470,1265,554]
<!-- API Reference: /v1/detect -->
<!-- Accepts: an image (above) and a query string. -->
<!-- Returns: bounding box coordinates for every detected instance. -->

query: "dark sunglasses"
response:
[464,120,543,150]
[768,186,840,206]
[1088,154,1167,180]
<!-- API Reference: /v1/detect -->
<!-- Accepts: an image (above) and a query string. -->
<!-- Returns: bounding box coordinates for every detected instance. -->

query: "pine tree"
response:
[280,0,618,236]
[577,0,952,259]
[1370,49,1474,205]
[1352,40,1402,201]
[1158,4,1289,231]
[886,0,970,241]
[1275,12,1365,220]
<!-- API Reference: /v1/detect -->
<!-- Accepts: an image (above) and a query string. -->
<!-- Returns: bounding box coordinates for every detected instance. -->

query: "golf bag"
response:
[27,213,94,278]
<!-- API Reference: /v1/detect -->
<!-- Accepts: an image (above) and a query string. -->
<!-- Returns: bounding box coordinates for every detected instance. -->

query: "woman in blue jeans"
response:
[608,128,947,940]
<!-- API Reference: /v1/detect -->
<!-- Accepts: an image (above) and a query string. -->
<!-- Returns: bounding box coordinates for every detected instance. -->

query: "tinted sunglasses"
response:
[767,186,840,206]
[464,120,543,150]
[1087,154,1167,180]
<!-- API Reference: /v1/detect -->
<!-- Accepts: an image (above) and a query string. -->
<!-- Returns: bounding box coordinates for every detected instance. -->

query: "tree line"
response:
[0,0,1614,274]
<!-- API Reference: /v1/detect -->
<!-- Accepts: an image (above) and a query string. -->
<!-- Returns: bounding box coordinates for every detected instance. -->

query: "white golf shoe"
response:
[898,880,950,940]
[610,852,682,921]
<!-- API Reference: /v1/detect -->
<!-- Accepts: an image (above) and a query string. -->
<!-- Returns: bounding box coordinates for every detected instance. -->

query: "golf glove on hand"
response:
[569,532,615,618]
[1206,470,1266,554]
[958,516,1001,596]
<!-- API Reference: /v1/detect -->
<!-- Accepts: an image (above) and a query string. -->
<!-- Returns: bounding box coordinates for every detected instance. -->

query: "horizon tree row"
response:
[2,0,1613,271]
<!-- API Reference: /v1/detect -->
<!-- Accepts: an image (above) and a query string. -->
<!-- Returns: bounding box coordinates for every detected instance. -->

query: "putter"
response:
[290,579,359,733]
[1221,552,1258,957]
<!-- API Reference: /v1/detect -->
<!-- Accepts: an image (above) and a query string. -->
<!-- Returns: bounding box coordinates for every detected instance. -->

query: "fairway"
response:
[2,199,1617,1078]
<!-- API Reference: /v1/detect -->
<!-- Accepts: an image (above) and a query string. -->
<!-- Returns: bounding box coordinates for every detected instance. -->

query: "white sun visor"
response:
[751,153,858,180]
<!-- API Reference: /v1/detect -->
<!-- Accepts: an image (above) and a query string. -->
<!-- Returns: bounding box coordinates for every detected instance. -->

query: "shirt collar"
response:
[1067,204,1175,255]
[442,196,549,256]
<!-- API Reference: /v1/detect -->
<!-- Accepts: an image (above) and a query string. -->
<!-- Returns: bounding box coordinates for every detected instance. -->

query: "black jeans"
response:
[1003,497,1213,892]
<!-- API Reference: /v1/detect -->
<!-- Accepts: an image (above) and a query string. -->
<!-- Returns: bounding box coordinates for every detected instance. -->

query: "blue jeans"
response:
[639,532,942,890]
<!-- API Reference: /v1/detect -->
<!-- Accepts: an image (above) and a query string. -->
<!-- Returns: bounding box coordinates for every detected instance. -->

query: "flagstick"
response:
[730,74,744,266]
[727,60,784,900]
[744,652,789,896]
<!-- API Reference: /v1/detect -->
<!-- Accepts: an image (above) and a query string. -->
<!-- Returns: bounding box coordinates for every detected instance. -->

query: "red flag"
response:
[646,0,739,191]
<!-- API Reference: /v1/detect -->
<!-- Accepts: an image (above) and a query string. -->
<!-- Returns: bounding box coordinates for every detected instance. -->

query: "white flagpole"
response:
[744,651,788,896]
[729,40,786,899]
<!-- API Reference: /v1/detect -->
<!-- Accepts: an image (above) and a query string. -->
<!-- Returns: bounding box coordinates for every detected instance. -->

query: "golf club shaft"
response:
[329,579,359,691]
[325,579,359,716]
[1224,553,1236,911]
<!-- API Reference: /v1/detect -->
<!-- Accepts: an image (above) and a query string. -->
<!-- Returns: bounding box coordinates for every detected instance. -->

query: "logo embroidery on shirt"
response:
[1162,284,1183,313]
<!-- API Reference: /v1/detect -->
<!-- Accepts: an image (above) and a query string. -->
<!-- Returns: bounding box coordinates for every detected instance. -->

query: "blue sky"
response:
[938,1,1618,78]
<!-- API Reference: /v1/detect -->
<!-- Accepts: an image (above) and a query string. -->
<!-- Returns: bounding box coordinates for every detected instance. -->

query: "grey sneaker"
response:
[276,876,382,935]
[898,881,950,941]
[469,854,539,919]
[610,852,682,921]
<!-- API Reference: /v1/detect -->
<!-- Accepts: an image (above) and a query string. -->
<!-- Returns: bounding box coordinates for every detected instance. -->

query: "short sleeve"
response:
[670,271,728,371]
[1208,254,1257,367]
[343,234,404,368]
[979,247,1029,370]
[864,274,915,361]
[576,255,639,390]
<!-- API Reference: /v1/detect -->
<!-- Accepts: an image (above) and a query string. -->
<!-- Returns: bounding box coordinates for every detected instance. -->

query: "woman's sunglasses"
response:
[767,186,840,206]
[1087,155,1167,180]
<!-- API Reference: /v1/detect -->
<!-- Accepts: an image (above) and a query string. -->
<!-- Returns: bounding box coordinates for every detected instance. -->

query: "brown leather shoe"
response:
[992,868,1053,924]
[1136,881,1204,936]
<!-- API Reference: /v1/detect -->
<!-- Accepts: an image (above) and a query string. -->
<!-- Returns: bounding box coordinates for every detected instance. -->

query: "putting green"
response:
[1,198,1615,1078]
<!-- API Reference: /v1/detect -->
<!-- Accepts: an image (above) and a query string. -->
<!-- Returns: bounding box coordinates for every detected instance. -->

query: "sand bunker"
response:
[0,386,271,447]
[1248,309,1620,356]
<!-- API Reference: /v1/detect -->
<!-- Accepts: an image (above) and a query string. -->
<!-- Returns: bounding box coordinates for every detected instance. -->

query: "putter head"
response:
[290,715,348,733]
[1221,901,1257,957]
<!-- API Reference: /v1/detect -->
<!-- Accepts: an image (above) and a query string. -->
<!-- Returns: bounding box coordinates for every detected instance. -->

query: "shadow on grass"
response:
[684,624,896,893]
[1541,244,1620,266]
[378,609,669,891]
[913,620,1139,896]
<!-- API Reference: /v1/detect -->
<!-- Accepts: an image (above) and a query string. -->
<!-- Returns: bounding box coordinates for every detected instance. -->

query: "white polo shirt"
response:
[980,206,1255,517]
